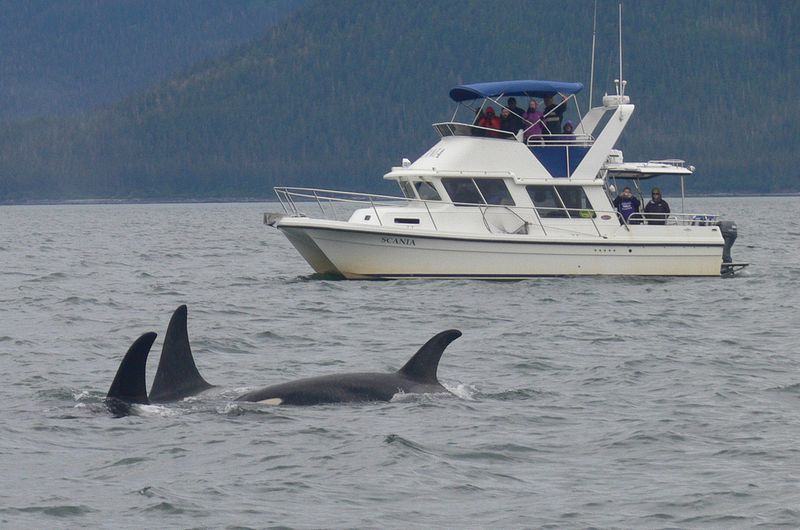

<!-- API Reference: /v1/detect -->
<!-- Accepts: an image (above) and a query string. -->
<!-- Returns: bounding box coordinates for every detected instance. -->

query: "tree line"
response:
[0,0,796,202]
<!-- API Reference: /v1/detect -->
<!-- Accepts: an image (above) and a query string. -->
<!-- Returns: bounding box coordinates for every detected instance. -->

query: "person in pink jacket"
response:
[522,99,544,142]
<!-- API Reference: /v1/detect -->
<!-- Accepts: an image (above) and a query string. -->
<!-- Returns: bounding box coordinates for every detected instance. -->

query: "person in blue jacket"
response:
[613,187,641,223]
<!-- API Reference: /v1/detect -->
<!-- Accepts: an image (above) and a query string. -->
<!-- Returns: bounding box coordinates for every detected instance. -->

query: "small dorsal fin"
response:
[398,329,461,383]
[149,305,213,402]
[107,332,156,407]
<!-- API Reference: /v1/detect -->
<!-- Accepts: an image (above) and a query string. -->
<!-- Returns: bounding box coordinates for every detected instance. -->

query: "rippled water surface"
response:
[1,197,798,528]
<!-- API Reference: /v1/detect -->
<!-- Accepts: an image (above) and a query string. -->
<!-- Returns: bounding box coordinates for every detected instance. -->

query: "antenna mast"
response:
[589,0,597,108]
[617,2,626,96]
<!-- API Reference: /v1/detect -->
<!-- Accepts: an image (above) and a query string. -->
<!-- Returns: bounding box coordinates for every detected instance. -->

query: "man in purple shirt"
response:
[612,187,641,224]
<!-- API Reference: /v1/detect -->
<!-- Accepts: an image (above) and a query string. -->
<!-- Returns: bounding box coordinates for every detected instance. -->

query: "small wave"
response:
[769,382,800,394]
[291,272,347,282]
[383,433,431,455]
[72,390,90,401]
[677,514,750,525]
[59,295,99,305]
[606,429,689,448]
[11,337,35,346]
[638,512,675,522]
[0,504,96,517]
[446,448,519,463]
[443,382,477,400]
[217,401,292,418]
[231,275,260,282]
[218,402,250,416]
[446,483,485,493]
[151,286,183,295]
[254,330,282,339]
[104,456,150,468]
[390,390,454,404]
[158,447,189,456]
[37,387,97,402]
[36,272,68,281]
[135,404,179,417]
[712,448,769,458]
[482,388,544,401]
[141,502,187,515]
[590,335,626,344]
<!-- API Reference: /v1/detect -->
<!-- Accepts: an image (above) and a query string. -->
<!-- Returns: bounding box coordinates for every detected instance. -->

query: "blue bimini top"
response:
[449,80,584,102]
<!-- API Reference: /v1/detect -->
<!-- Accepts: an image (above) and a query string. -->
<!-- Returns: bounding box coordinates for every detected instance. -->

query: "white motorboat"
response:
[267,79,747,279]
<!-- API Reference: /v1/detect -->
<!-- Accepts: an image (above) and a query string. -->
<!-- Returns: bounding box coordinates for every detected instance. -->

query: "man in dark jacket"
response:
[643,187,671,225]
[505,97,525,133]
[542,94,567,135]
[499,107,519,135]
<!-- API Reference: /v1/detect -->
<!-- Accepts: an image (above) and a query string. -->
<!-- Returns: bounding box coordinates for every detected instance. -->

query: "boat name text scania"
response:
[382,236,416,246]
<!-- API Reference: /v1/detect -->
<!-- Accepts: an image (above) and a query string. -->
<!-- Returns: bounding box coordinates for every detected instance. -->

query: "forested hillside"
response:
[0,0,796,201]
[0,0,302,121]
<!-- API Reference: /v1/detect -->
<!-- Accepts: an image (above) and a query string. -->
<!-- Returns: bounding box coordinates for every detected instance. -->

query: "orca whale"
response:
[235,327,459,405]
[149,305,213,402]
[105,305,461,412]
[105,332,157,416]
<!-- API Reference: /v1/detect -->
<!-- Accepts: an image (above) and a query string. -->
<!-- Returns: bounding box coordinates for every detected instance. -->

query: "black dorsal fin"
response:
[107,332,156,408]
[398,329,462,383]
[149,305,213,402]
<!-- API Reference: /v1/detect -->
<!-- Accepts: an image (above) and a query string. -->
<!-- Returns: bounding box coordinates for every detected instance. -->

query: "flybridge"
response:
[435,77,630,180]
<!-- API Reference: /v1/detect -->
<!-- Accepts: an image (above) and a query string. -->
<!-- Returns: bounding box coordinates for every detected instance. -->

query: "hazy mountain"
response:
[0,0,303,121]
[0,0,796,201]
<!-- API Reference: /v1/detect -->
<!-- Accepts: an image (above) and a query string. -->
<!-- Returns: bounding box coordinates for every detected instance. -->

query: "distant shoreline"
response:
[1,192,798,207]
[0,197,275,206]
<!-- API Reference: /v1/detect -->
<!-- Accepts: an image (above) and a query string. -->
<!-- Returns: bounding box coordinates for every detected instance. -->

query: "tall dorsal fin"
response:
[149,305,213,402]
[398,329,461,383]
[107,332,156,409]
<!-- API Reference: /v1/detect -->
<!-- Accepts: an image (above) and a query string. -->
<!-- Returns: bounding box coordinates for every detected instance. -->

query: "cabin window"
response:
[442,177,515,206]
[415,181,441,201]
[474,178,515,206]
[442,178,483,205]
[398,180,416,199]
[526,185,568,218]
[555,186,596,218]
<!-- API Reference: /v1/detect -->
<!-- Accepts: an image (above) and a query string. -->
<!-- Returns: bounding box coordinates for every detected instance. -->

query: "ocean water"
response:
[0,197,798,528]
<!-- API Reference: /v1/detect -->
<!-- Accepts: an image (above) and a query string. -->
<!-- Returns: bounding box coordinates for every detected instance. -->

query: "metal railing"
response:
[627,212,718,226]
[273,187,721,237]
[432,122,517,140]
[648,159,687,167]
[432,121,595,147]
[527,133,594,147]
[274,187,411,227]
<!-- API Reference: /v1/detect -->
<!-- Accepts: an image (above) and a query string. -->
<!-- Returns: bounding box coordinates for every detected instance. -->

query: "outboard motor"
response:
[717,220,737,263]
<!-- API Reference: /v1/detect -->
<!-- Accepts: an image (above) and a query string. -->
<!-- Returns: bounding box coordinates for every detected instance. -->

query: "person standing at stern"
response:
[643,187,671,225]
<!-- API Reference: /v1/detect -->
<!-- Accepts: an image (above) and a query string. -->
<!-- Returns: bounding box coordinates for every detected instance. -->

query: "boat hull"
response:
[278,221,725,279]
